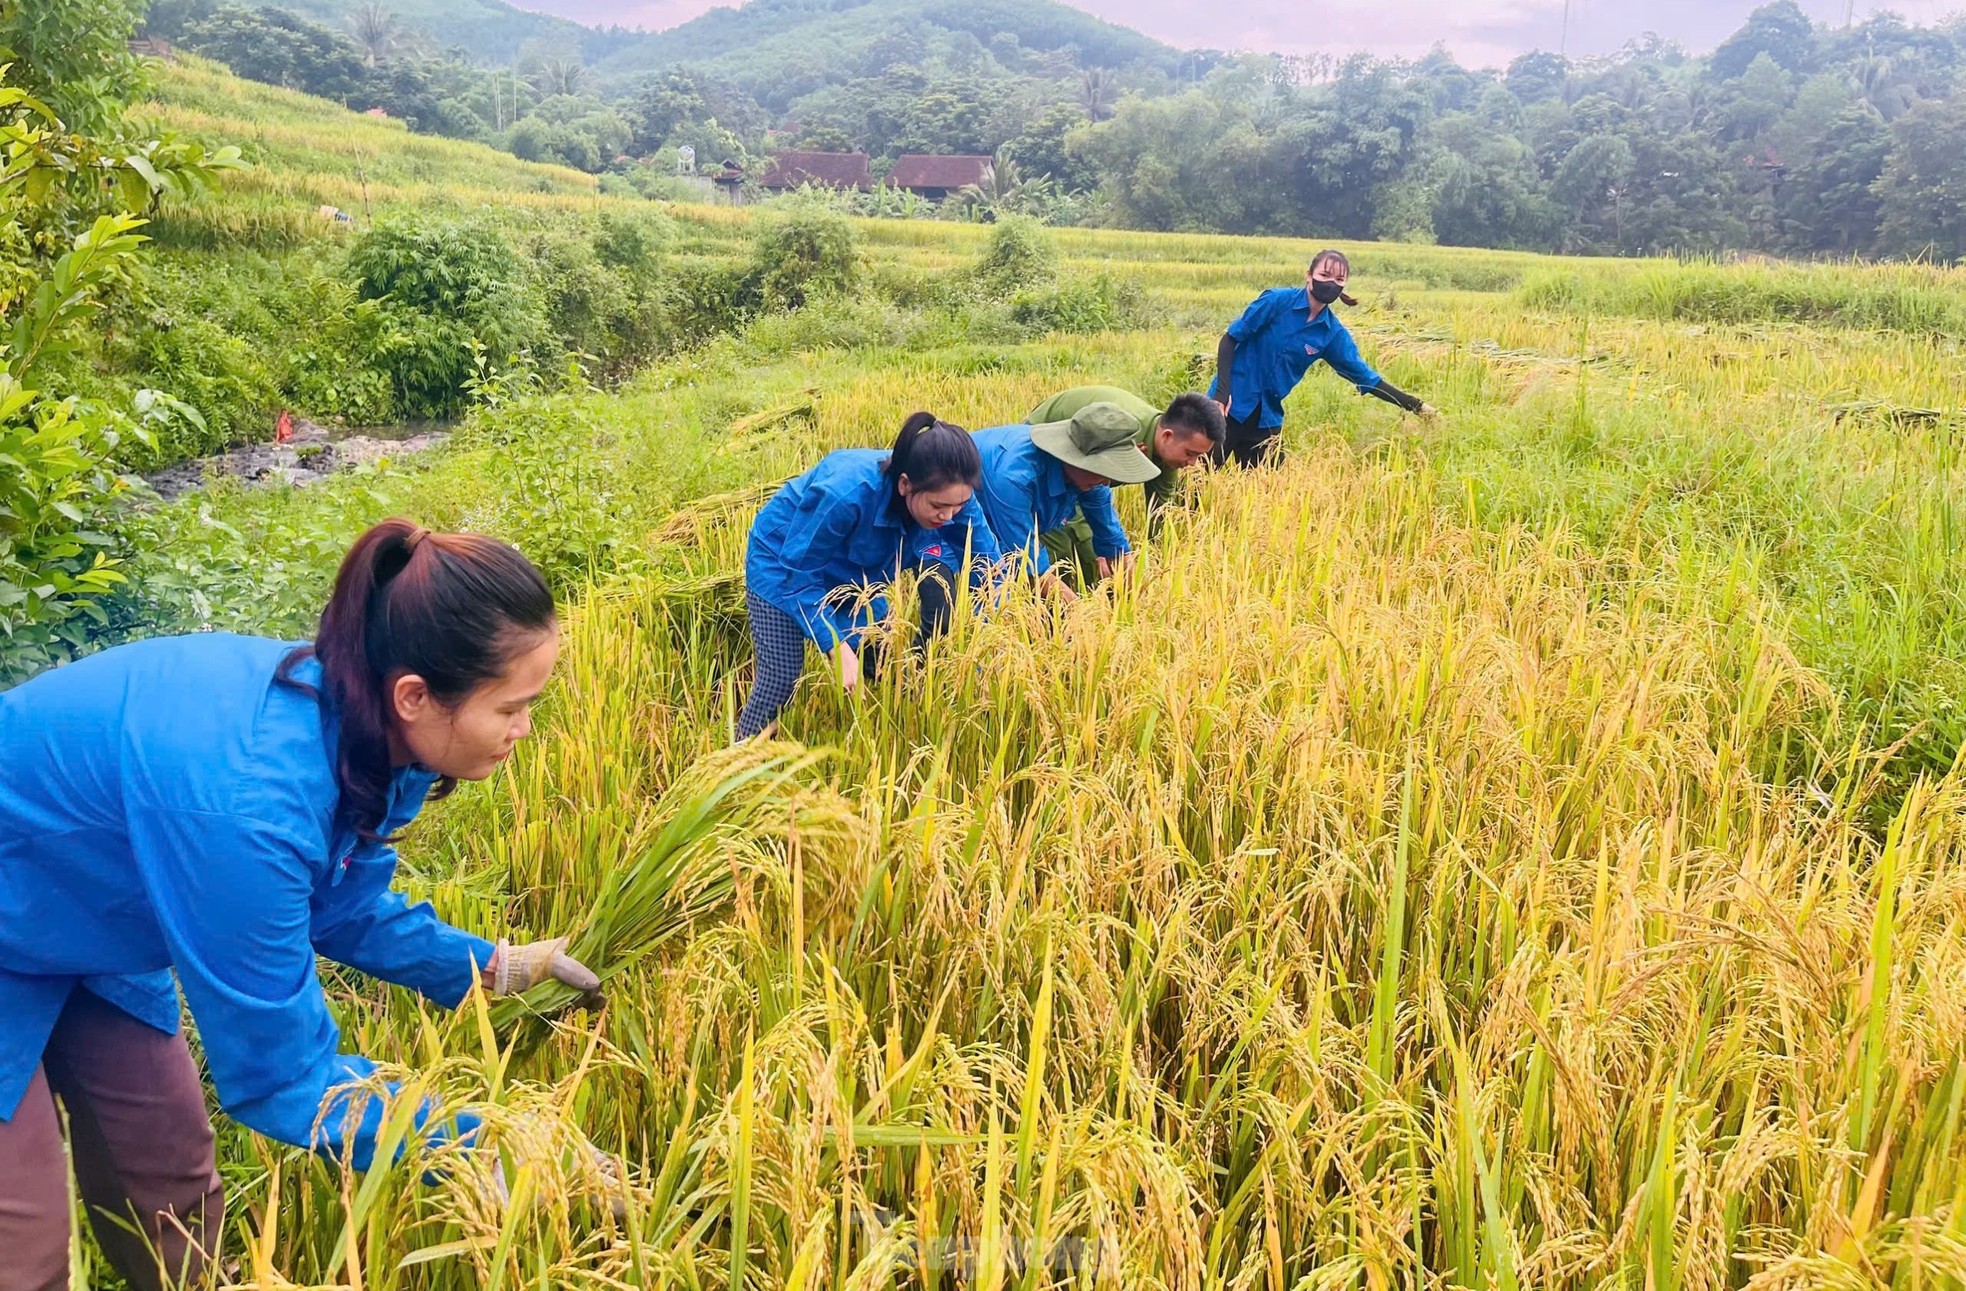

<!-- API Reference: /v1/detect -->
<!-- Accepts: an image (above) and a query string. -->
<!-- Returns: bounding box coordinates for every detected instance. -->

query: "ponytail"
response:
[882,410,981,497]
[278,518,555,841]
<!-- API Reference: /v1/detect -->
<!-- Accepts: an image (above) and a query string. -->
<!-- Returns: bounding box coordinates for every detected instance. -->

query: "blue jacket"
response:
[0,634,495,1168]
[746,448,1004,651]
[971,424,1129,576]
[1208,286,1383,429]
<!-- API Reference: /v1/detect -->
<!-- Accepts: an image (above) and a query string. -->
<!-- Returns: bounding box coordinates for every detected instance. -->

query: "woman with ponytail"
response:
[0,520,599,1291]
[738,412,1004,739]
[1209,248,1439,467]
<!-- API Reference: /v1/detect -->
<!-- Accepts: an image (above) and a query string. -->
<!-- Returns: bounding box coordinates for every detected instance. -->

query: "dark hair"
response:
[883,410,982,496]
[1309,248,1359,307]
[277,518,556,841]
[1161,392,1227,446]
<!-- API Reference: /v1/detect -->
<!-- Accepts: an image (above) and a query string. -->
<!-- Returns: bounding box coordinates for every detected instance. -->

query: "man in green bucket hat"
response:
[1025,386,1225,587]
[972,402,1163,601]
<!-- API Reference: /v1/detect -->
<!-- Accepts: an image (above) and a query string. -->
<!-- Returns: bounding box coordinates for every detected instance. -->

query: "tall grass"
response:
[208,445,1966,1287]
[1518,260,1966,338]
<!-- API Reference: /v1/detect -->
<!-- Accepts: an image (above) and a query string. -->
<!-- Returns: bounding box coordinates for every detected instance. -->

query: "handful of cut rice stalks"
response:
[490,742,848,1036]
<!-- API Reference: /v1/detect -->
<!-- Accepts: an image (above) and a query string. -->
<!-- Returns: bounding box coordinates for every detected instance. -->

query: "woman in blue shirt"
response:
[1210,248,1437,467]
[0,520,599,1290]
[739,412,1004,740]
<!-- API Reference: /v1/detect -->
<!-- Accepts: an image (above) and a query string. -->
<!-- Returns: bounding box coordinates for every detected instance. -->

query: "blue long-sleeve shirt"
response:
[1208,286,1383,429]
[745,448,1004,651]
[0,633,495,1168]
[971,424,1130,576]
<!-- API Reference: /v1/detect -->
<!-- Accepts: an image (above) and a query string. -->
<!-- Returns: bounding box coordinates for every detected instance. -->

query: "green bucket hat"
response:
[1029,401,1161,486]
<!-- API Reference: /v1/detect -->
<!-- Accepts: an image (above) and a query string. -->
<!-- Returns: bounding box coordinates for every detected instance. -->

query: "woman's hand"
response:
[482,937,600,996]
[837,642,861,694]
[1095,551,1137,581]
[1038,570,1080,603]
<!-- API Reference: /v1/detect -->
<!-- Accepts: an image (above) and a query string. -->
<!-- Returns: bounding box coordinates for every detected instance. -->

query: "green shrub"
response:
[973,215,1058,293]
[522,227,669,382]
[748,202,861,310]
[122,315,273,466]
[347,216,546,418]
[664,258,756,347]
[1009,272,1146,334]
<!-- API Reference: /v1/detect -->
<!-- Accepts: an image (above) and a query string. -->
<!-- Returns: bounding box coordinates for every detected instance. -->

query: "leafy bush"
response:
[121,313,272,466]
[748,202,861,310]
[346,216,546,418]
[521,227,668,382]
[972,214,1058,293]
[1009,272,1146,334]
[663,258,756,347]
[1,217,155,682]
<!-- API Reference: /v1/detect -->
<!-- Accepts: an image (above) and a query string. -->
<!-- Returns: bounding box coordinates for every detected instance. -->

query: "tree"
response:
[628,68,708,156]
[1010,102,1094,191]
[527,53,585,99]
[1709,0,1815,80]
[177,5,368,101]
[1071,90,1277,234]
[1506,51,1569,106]
[349,3,410,68]
[0,35,243,679]
[956,145,1057,217]
[0,0,144,134]
[1079,67,1117,123]
[1874,91,1966,261]
[1420,112,1559,249]
[1777,105,1889,252]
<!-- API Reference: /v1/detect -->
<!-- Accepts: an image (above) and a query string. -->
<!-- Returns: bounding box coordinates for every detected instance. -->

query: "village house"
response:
[757,150,873,192]
[886,154,994,201]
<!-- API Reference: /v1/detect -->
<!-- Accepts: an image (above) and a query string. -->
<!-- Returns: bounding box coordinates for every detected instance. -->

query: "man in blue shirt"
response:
[1210,248,1436,467]
[972,402,1161,601]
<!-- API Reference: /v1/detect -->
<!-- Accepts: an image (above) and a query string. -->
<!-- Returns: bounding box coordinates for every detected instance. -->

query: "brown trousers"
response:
[0,990,224,1291]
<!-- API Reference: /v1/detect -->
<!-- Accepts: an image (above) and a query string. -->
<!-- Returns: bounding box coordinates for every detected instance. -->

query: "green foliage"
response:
[1008,270,1143,333]
[0,0,143,135]
[346,215,545,417]
[747,200,861,310]
[1874,90,1966,262]
[971,213,1057,291]
[0,215,149,681]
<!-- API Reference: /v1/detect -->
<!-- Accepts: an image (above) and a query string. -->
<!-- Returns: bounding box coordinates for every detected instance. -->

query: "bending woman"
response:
[1210,247,1437,467]
[0,520,598,1291]
[738,412,1004,739]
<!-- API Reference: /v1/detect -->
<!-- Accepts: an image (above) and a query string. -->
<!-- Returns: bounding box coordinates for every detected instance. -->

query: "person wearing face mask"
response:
[0,520,600,1291]
[971,401,1164,604]
[1023,387,1226,589]
[736,412,1006,740]
[1210,248,1437,467]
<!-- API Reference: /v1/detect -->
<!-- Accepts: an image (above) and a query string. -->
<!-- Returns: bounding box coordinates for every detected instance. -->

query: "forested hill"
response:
[586,0,1185,102]
[139,0,1966,262]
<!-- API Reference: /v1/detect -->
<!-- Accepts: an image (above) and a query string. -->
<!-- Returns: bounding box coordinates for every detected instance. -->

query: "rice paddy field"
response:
[110,61,1966,1290]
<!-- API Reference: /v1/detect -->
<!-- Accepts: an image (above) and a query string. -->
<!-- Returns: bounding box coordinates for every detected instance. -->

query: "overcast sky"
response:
[520,0,1959,67]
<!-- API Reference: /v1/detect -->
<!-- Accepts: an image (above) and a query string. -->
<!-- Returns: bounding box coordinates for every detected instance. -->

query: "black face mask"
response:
[1310,279,1345,305]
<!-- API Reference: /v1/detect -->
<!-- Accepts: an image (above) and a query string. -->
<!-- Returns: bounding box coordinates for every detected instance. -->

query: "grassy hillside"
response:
[139,54,603,248]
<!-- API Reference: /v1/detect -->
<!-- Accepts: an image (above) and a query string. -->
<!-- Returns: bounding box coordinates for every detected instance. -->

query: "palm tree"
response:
[350,3,404,67]
[958,146,1054,217]
[1078,68,1116,123]
[528,55,586,99]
